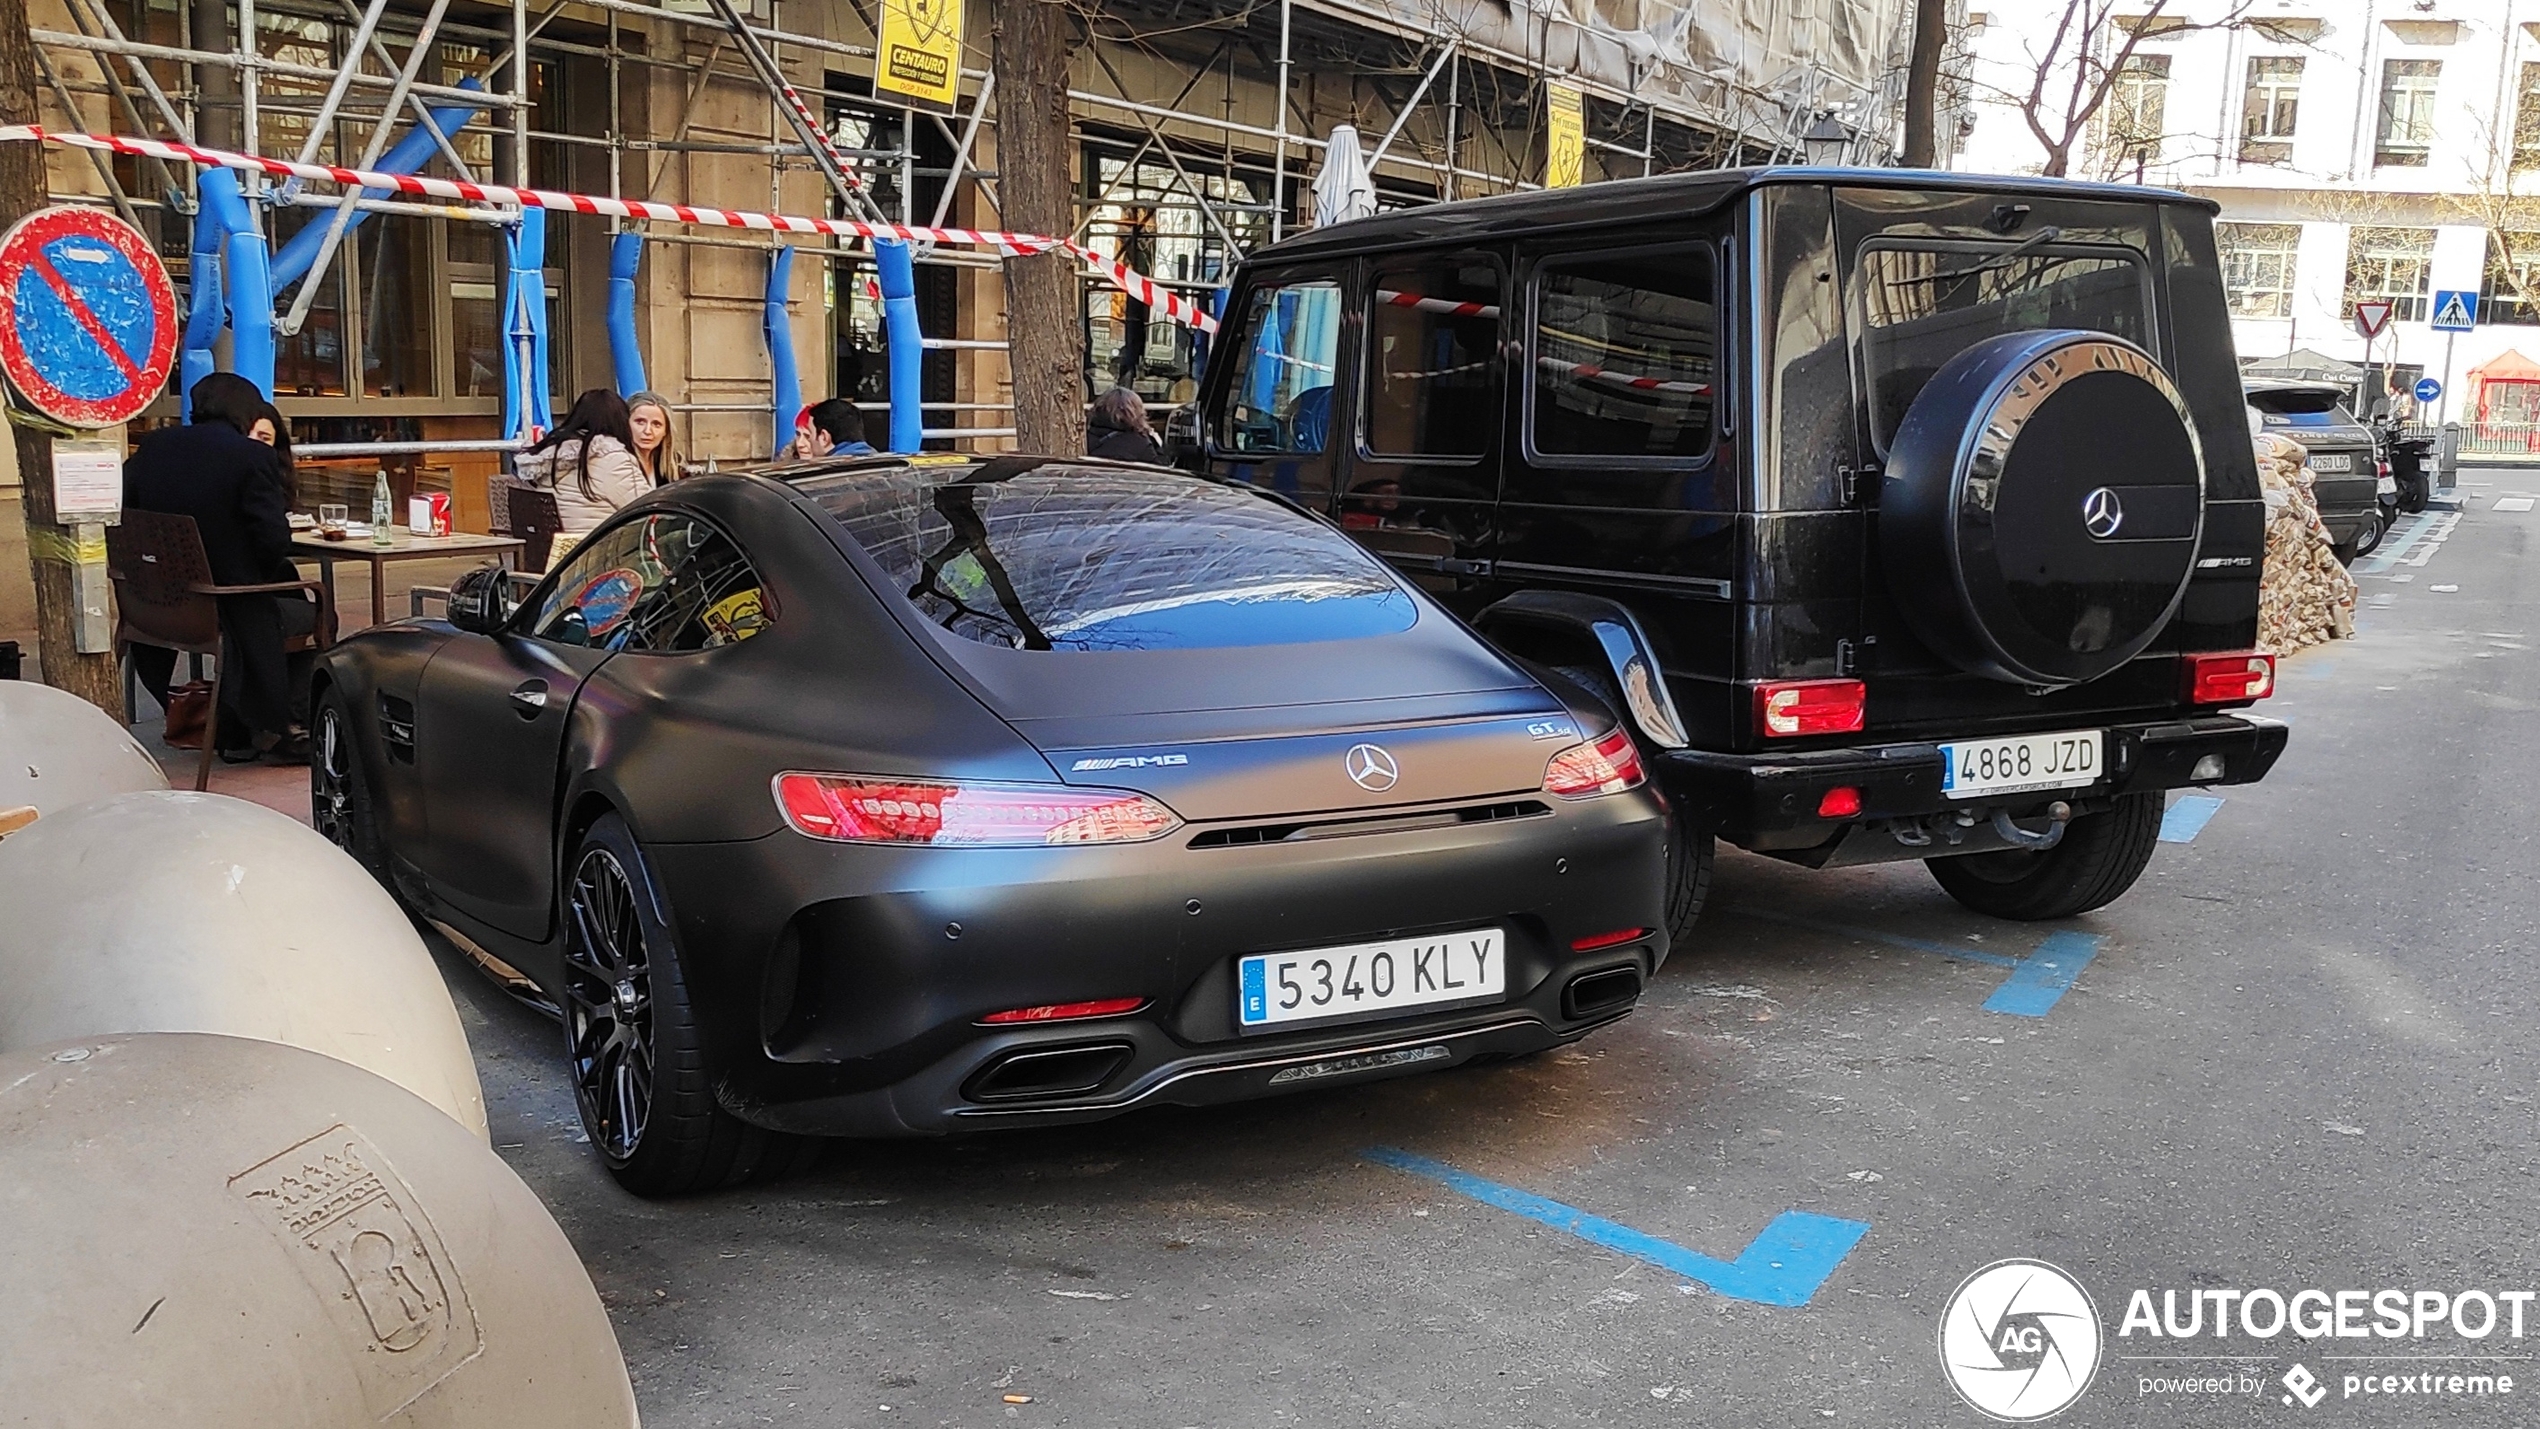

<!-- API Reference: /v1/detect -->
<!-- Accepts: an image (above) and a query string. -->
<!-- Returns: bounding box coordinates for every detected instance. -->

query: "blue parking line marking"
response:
[1982,930,2102,1017]
[1724,907,2102,1017]
[2159,795,2225,844]
[1363,1147,1869,1307]
[2356,512,2435,574]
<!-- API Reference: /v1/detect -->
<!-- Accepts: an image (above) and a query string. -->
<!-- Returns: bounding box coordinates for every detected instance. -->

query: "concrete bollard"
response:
[0,791,487,1136]
[0,1032,637,1428]
[0,679,168,836]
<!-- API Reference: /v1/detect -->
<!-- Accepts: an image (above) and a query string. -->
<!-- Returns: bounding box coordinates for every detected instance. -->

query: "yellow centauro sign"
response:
[1546,83,1585,189]
[877,0,964,111]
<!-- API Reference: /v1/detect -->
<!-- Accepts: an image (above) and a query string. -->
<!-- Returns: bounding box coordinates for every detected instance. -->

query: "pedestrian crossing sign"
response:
[2432,289,2478,331]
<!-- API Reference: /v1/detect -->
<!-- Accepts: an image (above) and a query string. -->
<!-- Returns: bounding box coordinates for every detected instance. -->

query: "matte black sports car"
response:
[312,455,1669,1195]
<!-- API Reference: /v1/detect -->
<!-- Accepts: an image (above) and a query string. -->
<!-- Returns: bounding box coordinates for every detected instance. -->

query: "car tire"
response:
[2351,511,2386,558]
[1662,804,1715,948]
[310,688,388,884]
[2332,515,2373,565]
[1924,791,2162,921]
[562,811,811,1197]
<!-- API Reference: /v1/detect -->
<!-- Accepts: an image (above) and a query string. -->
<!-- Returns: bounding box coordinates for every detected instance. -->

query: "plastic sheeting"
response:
[1325,0,1914,143]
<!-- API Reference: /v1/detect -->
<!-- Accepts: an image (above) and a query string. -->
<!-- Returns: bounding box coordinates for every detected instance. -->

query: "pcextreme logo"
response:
[1939,1259,2104,1421]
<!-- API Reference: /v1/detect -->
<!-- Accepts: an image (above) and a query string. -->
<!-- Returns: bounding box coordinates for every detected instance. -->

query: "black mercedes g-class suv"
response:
[1187,169,2288,943]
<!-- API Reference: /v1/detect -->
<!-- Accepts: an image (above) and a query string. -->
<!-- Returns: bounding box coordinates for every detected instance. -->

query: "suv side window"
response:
[1363,256,1500,458]
[523,512,771,652]
[1213,279,1343,456]
[1529,245,1717,461]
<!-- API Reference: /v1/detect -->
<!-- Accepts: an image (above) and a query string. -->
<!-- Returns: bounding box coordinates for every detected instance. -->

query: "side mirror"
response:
[446,563,517,635]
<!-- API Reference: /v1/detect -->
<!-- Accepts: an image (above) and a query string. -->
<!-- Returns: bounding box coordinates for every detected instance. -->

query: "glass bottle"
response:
[370,470,395,547]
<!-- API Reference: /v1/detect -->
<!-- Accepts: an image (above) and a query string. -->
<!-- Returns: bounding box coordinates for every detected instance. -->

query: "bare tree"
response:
[1902,0,1952,168]
[992,0,1085,454]
[1983,0,2254,178]
[1,0,122,711]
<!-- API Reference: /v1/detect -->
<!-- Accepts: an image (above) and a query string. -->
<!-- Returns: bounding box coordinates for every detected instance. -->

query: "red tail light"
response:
[1755,679,1866,737]
[1816,786,1862,818]
[979,997,1147,1025]
[1544,728,1645,798]
[775,773,1181,846]
[2183,652,2275,705]
[1570,927,1650,953]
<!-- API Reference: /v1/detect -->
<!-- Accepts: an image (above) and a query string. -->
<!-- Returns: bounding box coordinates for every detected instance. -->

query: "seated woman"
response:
[516,389,654,538]
[122,375,315,763]
[627,391,680,483]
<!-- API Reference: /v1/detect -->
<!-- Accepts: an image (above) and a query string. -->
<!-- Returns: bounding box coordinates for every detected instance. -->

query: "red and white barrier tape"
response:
[1372,288,1709,396]
[0,124,1219,333]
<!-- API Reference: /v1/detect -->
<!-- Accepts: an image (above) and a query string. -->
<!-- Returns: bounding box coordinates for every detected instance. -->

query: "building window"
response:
[2240,56,2303,163]
[2515,64,2540,169]
[2375,59,2441,167]
[2482,233,2540,326]
[2345,227,2436,322]
[2217,222,2301,319]
[2105,53,2171,170]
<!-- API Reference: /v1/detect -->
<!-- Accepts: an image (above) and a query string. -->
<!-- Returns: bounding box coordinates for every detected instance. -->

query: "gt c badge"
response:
[1344,743,1399,792]
[2081,486,2125,539]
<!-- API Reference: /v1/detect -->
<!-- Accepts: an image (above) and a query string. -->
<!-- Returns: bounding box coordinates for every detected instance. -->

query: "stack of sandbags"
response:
[2252,430,2357,653]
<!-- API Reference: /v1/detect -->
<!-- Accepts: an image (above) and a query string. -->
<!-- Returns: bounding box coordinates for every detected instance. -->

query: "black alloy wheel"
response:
[310,690,386,881]
[565,844,655,1166]
[560,812,814,1196]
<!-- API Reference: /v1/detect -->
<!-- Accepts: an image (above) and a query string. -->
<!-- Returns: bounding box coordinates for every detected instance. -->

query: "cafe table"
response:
[291,528,528,629]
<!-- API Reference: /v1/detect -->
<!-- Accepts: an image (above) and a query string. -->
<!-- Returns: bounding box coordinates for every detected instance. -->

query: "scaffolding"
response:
[26,0,1925,466]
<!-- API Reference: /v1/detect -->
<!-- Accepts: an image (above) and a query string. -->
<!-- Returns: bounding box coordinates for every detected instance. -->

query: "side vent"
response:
[379,693,417,764]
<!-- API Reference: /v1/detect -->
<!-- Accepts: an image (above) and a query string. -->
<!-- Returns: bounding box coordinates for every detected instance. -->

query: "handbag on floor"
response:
[162,680,212,750]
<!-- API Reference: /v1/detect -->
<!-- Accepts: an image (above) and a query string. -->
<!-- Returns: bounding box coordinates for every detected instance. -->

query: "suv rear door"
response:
[1205,265,1350,507]
[1830,186,2184,737]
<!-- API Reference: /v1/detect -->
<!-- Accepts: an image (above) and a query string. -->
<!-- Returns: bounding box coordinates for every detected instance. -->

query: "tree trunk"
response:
[990,0,1084,455]
[0,0,123,713]
[1901,0,1950,168]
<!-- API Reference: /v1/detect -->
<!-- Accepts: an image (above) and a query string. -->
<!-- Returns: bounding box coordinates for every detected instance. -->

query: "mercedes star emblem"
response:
[1344,743,1400,792]
[2081,486,2125,539]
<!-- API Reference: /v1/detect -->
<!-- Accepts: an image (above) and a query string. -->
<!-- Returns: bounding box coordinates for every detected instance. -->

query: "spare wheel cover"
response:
[1879,329,2205,687]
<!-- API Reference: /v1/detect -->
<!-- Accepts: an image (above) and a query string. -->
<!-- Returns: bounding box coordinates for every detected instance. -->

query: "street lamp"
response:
[1802,111,1852,167]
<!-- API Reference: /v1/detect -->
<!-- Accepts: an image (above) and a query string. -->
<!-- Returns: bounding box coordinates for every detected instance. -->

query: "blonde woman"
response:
[627,391,680,483]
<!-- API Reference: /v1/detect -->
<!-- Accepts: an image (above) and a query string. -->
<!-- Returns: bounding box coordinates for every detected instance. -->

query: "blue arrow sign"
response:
[2431,289,2478,331]
[2415,376,2443,403]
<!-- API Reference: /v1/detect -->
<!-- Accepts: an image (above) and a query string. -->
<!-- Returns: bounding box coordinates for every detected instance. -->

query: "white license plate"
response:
[2308,453,2352,473]
[1938,729,2105,800]
[1238,928,1505,1031]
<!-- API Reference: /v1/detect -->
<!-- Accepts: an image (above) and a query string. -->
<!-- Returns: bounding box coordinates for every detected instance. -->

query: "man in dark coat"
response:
[124,373,316,761]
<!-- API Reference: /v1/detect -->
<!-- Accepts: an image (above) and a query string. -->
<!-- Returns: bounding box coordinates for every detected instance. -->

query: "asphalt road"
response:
[439,485,2540,1429]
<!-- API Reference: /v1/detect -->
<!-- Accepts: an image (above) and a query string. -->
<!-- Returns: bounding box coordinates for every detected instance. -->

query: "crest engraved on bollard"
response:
[230,1124,483,1415]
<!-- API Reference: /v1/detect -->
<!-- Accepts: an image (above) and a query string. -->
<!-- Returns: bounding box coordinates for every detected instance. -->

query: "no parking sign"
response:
[0,206,178,428]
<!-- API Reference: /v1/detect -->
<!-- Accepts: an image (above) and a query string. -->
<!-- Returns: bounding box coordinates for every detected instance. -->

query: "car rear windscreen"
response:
[2246,388,2354,425]
[1857,240,2153,451]
[800,466,1419,651]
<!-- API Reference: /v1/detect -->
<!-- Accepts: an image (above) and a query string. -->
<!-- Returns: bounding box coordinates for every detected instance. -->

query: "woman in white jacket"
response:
[515,389,655,538]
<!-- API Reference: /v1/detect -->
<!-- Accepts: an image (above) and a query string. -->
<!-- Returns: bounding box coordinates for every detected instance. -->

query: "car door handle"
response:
[508,680,550,717]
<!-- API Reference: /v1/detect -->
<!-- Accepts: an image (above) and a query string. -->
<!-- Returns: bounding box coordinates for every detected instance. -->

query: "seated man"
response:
[124,373,317,763]
[783,397,879,459]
